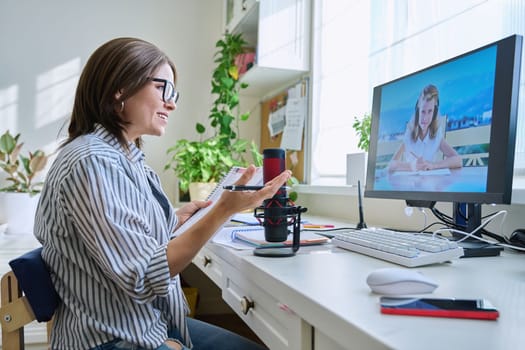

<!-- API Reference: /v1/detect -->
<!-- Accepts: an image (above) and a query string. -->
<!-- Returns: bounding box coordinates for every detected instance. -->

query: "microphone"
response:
[356,180,367,229]
[254,148,307,257]
[262,148,288,242]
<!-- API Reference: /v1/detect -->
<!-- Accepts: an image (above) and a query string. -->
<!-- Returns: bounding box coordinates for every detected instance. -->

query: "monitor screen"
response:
[365,34,522,205]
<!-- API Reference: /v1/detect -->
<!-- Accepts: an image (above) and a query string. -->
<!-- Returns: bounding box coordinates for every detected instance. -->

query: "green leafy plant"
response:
[165,135,234,193]
[0,130,49,194]
[352,113,372,152]
[165,32,260,196]
[207,32,250,149]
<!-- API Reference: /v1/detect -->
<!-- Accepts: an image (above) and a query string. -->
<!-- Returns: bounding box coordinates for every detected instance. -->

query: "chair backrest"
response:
[1,247,58,349]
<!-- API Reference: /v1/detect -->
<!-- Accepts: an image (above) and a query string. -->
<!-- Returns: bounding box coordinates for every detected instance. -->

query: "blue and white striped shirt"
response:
[34,125,191,349]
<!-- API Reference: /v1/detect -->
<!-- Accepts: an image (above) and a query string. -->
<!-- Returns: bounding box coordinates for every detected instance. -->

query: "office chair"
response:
[1,247,58,350]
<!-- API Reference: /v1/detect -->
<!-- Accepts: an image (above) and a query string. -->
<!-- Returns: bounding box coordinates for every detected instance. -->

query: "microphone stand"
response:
[253,205,307,257]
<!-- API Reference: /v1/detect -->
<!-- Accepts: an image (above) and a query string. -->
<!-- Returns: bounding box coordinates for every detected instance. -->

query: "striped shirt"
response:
[34,125,191,349]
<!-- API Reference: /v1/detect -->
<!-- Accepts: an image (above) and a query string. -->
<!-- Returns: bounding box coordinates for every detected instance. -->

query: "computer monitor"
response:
[365,34,522,233]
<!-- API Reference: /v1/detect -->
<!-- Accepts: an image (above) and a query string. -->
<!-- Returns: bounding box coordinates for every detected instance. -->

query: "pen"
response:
[223,185,264,191]
[302,224,335,229]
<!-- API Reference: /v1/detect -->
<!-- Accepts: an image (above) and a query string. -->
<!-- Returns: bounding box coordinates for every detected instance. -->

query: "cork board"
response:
[260,85,306,182]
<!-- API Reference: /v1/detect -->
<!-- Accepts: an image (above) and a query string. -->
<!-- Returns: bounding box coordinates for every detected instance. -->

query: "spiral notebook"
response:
[173,166,263,237]
[212,226,329,249]
[231,227,329,248]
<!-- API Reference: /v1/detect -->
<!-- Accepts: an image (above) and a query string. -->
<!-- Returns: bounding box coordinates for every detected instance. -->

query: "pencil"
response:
[302,224,335,229]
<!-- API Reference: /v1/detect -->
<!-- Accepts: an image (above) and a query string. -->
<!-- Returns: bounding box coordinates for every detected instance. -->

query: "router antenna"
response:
[356,180,367,229]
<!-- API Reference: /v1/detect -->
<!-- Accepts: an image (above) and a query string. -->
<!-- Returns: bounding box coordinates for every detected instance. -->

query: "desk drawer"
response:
[193,246,224,288]
[222,263,311,350]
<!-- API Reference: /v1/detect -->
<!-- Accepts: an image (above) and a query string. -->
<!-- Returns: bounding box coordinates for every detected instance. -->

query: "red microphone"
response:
[262,148,288,242]
[254,148,307,257]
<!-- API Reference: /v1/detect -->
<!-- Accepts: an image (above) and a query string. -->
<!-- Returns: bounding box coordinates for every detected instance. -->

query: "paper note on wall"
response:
[268,107,286,137]
[280,83,306,150]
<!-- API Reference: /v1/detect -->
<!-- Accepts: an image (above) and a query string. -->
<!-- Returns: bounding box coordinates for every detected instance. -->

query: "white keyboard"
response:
[332,228,464,267]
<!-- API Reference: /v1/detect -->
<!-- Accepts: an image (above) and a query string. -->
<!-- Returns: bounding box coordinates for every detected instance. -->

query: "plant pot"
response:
[0,192,41,235]
[189,182,217,201]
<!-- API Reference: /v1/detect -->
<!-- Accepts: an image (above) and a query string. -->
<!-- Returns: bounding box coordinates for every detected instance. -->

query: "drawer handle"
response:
[240,296,254,315]
[203,256,212,267]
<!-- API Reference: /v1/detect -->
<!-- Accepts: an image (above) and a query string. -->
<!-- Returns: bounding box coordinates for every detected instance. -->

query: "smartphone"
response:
[380,296,499,320]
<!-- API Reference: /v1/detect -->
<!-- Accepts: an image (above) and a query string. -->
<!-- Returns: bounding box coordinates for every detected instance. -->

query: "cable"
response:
[432,210,508,244]
[418,221,453,234]
[431,206,508,243]
[434,228,525,252]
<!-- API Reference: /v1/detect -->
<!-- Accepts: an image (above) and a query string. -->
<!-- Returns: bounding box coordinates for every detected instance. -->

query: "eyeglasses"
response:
[150,78,179,104]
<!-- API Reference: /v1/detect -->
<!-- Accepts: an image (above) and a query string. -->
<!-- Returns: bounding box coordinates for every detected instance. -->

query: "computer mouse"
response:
[366,267,438,295]
[509,229,525,248]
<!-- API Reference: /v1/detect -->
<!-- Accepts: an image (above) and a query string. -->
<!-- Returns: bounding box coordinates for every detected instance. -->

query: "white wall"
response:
[0,0,223,203]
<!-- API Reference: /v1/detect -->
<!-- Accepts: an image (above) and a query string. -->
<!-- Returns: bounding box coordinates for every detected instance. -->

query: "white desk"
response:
[193,223,525,350]
[2,225,524,349]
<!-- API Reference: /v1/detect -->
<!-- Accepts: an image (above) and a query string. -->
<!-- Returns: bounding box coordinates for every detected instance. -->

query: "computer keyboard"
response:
[332,228,464,267]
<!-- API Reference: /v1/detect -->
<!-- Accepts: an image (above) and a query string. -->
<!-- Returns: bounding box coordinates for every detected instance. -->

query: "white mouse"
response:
[366,267,438,295]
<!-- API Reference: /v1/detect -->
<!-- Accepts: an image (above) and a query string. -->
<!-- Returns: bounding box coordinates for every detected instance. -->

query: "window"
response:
[310,0,525,184]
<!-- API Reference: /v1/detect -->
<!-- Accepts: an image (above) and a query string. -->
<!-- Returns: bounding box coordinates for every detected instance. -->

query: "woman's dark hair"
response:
[411,84,440,142]
[66,37,176,149]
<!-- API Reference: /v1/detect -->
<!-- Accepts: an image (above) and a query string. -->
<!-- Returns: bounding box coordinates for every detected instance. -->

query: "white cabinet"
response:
[225,0,258,34]
[257,0,310,72]
[314,329,351,350]
[221,260,312,350]
[226,0,311,96]
[192,245,225,289]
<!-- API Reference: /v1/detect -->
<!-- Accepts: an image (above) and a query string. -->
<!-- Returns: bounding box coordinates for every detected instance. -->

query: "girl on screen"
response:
[388,84,462,172]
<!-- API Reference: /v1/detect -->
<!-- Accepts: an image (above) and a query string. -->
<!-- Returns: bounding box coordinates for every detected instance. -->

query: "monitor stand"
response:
[456,240,503,257]
[452,203,503,258]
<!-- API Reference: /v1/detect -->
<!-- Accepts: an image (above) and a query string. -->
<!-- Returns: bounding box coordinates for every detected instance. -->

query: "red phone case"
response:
[380,298,500,320]
[380,306,499,320]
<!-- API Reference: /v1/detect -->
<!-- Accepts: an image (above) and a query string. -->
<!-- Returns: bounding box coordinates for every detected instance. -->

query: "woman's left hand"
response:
[175,200,212,229]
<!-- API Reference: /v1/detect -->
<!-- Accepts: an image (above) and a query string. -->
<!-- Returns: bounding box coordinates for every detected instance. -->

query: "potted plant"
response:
[165,32,261,201]
[347,113,371,186]
[352,112,371,152]
[0,130,49,234]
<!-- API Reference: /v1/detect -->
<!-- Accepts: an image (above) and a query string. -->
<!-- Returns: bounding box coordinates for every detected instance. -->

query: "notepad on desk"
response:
[225,226,329,248]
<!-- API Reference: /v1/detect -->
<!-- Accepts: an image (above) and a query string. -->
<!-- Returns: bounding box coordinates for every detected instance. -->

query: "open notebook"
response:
[173,166,263,237]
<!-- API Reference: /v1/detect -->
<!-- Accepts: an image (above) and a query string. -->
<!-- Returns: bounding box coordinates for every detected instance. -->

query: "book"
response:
[173,167,263,237]
[230,226,329,248]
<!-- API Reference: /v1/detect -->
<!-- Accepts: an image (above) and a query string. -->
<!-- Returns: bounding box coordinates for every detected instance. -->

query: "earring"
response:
[120,101,125,112]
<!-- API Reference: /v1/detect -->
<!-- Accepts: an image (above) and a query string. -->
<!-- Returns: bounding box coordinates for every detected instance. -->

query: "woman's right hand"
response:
[215,165,292,216]
[165,165,291,277]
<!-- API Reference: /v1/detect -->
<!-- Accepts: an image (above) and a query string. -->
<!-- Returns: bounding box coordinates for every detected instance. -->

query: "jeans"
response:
[90,317,267,350]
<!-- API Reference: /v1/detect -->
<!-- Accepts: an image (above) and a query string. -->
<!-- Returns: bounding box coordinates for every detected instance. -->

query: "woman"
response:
[388,84,462,172]
[34,37,289,350]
